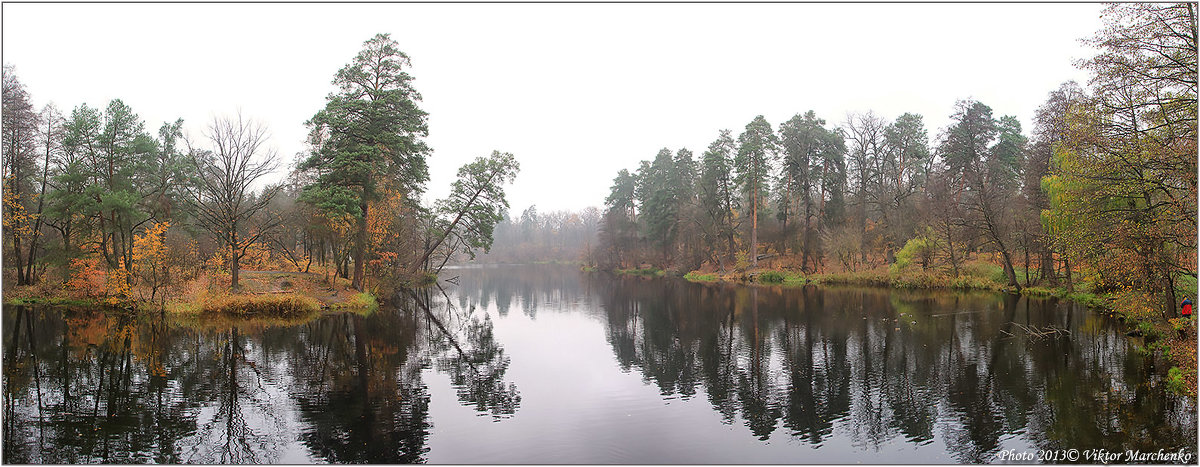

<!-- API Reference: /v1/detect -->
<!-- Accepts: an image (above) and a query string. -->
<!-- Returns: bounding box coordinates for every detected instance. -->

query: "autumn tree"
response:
[843,111,887,265]
[880,113,932,257]
[1027,81,1087,286]
[1048,2,1198,317]
[187,114,282,291]
[2,65,43,285]
[301,33,431,290]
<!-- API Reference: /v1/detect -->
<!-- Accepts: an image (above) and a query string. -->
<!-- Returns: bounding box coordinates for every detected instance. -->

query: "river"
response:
[2,264,1195,463]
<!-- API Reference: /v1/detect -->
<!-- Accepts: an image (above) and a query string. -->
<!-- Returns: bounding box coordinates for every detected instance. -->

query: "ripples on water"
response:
[2,264,1195,463]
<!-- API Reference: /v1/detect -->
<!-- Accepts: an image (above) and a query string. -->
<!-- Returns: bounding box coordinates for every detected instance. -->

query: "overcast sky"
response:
[3,3,1104,215]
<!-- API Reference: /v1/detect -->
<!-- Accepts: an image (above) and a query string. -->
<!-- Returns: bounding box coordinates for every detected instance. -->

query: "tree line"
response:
[595,3,1196,320]
[2,33,520,303]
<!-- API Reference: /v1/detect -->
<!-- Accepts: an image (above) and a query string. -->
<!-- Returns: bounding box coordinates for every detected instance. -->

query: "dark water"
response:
[2,265,1195,463]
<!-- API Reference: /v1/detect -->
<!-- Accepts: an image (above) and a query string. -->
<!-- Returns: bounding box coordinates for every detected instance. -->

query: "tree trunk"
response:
[23,138,52,286]
[999,248,1021,291]
[351,199,368,291]
[1064,255,1074,293]
[11,228,27,286]
[750,192,758,268]
[1041,244,1057,286]
[230,226,240,291]
[230,250,240,292]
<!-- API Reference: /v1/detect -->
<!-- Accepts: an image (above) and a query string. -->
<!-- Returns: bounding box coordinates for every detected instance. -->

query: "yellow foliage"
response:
[1,178,36,238]
[104,266,132,305]
[132,222,170,265]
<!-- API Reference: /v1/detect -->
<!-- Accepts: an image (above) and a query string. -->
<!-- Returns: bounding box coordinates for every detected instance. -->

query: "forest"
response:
[2,34,520,308]
[591,3,1196,328]
[0,3,1197,462]
[1,4,1196,327]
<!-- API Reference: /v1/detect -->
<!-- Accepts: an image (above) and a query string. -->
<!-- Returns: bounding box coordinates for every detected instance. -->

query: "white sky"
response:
[2,3,1103,214]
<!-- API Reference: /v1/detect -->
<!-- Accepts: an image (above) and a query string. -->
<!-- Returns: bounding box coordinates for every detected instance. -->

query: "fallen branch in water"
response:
[1008,322,1071,340]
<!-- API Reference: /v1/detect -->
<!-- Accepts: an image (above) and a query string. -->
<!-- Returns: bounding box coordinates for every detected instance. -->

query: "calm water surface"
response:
[3,265,1195,463]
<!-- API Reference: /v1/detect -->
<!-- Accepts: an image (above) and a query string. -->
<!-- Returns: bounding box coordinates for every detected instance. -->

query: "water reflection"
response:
[3,265,1195,463]
[578,271,1195,462]
[2,288,520,464]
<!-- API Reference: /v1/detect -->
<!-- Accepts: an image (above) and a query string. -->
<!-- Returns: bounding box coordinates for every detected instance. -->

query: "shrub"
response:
[1166,367,1187,395]
[617,267,663,277]
[892,232,940,274]
[757,271,785,284]
[684,271,718,282]
[334,291,379,315]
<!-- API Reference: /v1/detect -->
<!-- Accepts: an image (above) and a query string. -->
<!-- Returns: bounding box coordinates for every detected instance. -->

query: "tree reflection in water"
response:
[585,270,1196,459]
[2,287,521,464]
[2,265,1195,463]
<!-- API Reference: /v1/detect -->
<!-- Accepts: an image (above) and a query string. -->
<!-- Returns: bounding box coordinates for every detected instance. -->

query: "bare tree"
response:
[187,113,282,291]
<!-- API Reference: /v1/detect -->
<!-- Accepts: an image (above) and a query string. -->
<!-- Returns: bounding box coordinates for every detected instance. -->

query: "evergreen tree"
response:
[301,33,431,290]
[734,115,777,268]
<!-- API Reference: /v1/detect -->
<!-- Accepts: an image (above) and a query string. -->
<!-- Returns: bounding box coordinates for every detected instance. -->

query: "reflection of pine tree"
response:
[289,309,432,464]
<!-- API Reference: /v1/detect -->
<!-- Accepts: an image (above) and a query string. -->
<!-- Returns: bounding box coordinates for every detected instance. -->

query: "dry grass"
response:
[163,269,376,321]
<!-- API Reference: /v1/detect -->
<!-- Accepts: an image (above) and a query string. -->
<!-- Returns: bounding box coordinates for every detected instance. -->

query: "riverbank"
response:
[4,270,380,320]
[603,263,1196,396]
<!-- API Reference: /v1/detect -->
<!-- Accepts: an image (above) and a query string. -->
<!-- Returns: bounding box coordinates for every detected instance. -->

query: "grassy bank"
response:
[6,270,382,321]
[615,267,667,277]
[165,271,380,319]
[680,263,1008,292]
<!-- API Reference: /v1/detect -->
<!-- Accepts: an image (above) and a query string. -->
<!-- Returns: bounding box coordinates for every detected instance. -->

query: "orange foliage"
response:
[66,256,105,298]
[366,187,410,277]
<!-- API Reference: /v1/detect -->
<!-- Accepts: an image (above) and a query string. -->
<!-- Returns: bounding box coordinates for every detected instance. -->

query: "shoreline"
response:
[3,270,381,320]
[599,264,1197,396]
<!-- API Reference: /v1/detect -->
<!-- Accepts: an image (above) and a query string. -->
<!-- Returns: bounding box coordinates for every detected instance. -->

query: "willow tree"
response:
[301,33,431,290]
[1049,3,1198,317]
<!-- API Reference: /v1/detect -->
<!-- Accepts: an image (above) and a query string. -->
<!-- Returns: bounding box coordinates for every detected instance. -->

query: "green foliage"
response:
[696,130,739,263]
[333,291,379,315]
[684,271,718,282]
[891,231,940,273]
[757,270,785,283]
[430,151,520,261]
[616,267,663,277]
[302,33,430,202]
[1166,367,1187,395]
[638,148,684,251]
[300,33,431,287]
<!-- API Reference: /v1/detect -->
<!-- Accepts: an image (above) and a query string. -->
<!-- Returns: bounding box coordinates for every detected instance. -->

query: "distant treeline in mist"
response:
[472,206,601,264]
